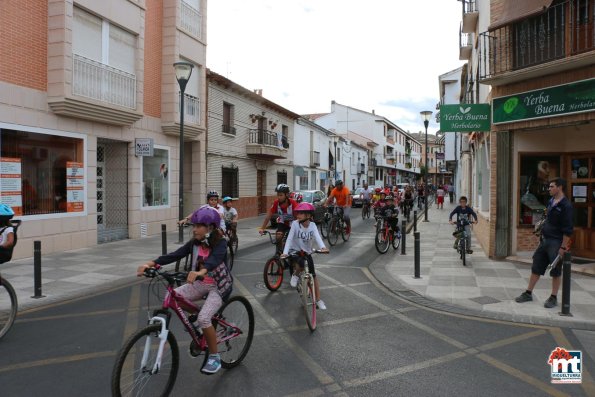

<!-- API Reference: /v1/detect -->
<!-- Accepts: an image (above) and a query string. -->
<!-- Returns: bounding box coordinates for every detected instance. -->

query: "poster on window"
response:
[0,157,23,216]
[66,161,84,212]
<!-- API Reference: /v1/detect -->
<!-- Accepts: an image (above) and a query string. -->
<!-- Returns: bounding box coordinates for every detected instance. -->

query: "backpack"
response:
[0,220,20,264]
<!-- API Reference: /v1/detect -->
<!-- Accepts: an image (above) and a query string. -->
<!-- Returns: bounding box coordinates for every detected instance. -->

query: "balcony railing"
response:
[310,151,320,167]
[222,124,236,135]
[182,93,200,125]
[460,23,472,60]
[180,0,202,38]
[72,54,136,109]
[248,129,289,149]
[461,0,479,33]
[479,0,595,80]
[462,0,477,14]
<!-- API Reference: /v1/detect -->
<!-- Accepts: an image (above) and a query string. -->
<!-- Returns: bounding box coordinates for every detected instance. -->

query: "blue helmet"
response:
[222,196,233,203]
[0,204,14,219]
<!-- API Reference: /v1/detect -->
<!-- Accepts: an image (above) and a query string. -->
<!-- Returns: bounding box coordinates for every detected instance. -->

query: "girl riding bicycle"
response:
[137,206,232,375]
[281,202,329,310]
[0,204,16,263]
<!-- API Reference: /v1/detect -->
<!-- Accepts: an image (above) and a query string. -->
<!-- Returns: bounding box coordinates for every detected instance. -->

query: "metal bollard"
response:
[414,210,418,232]
[161,224,167,255]
[32,240,45,299]
[559,252,572,316]
[414,231,421,278]
[401,220,406,255]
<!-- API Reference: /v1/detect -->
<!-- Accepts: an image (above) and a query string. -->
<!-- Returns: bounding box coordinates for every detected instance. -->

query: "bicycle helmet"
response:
[222,196,233,203]
[206,190,219,199]
[335,180,343,185]
[375,187,382,193]
[0,204,14,220]
[275,184,290,194]
[294,202,315,213]
[190,206,220,226]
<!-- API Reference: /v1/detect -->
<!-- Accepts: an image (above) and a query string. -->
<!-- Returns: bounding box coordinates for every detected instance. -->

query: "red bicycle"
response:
[375,216,401,254]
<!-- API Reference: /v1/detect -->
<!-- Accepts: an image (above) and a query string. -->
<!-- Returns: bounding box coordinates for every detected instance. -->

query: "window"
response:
[142,148,170,207]
[519,155,561,225]
[222,102,235,134]
[277,171,287,185]
[281,125,289,148]
[222,167,239,198]
[1,126,85,216]
[299,175,308,190]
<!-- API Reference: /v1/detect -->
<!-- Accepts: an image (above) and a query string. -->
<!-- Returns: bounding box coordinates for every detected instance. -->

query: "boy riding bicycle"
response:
[281,202,329,310]
[448,196,478,254]
[222,196,238,237]
[377,195,401,237]
[259,184,299,251]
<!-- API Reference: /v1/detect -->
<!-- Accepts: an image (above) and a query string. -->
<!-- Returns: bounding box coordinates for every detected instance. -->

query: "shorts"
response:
[531,238,562,277]
[437,196,444,204]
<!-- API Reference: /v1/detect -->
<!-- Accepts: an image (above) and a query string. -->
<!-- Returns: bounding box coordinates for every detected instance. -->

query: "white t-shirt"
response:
[223,207,238,223]
[0,226,14,247]
[283,220,326,255]
[200,204,226,231]
[361,187,374,200]
[437,189,445,197]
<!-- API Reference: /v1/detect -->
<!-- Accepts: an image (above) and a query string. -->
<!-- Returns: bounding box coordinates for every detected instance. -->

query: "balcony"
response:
[182,93,200,125]
[479,0,595,85]
[459,23,472,60]
[310,151,321,167]
[222,124,236,135]
[180,0,202,39]
[359,163,365,174]
[461,0,479,33]
[385,154,395,165]
[246,129,289,160]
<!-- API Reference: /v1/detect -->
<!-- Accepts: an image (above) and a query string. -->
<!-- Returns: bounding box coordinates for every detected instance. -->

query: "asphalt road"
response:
[1,213,594,397]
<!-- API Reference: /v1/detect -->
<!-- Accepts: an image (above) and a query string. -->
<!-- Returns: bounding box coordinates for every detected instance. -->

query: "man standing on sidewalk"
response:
[515,178,573,309]
[447,183,454,203]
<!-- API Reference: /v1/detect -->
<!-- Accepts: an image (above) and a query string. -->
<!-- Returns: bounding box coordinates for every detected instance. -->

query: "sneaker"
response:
[544,296,557,309]
[466,249,473,254]
[201,354,221,374]
[316,300,327,310]
[290,275,299,288]
[515,291,533,303]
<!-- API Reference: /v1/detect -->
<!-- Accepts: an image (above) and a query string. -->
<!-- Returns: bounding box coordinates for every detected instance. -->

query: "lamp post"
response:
[420,111,433,222]
[332,135,338,184]
[174,61,194,243]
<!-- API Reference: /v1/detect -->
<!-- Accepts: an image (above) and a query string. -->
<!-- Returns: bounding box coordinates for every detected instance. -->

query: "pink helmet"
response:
[294,202,315,213]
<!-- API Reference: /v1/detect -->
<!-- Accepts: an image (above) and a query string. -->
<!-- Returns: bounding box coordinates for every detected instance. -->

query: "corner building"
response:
[0,0,208,259]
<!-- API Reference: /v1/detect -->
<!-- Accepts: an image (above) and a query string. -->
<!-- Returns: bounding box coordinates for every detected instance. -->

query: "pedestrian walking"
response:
[515,178,573,309]
[447,184,454,203]
[436,186,445,209]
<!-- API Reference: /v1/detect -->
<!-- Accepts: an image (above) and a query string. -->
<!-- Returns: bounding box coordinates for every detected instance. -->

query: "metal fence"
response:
[248,129,289,149]
[183,93,200,125]
[180,0,202,38]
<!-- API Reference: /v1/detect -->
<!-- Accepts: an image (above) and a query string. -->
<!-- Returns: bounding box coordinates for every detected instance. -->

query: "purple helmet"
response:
[190,207,220,226]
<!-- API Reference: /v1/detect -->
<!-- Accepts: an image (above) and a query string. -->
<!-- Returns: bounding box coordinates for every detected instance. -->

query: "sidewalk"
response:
[2,215,269,312]
[369,200,595,330]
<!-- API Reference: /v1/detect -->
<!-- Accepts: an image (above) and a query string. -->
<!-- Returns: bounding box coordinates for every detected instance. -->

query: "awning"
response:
[489,0,553,31]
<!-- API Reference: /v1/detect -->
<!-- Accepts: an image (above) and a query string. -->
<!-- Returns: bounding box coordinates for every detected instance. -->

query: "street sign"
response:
[135,138,154,156]
[440,104,491,132]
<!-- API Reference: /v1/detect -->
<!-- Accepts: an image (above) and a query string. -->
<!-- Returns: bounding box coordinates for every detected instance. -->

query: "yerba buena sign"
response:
[440,104,491,132]
[493,78,595,124]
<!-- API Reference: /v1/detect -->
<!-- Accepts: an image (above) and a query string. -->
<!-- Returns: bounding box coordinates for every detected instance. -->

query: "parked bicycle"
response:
[375,216,401,254]
[262,230,292,291]
[326,206,350,246]
[0,219,21,340]
[111,267,254,397]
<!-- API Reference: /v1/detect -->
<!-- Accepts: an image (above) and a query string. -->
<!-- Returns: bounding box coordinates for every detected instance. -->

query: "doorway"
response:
[97,138,128,243]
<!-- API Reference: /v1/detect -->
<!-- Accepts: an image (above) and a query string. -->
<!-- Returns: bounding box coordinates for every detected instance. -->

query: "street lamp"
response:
[331,135,339,184]
[174,61,194,243]
[420,110,433,222]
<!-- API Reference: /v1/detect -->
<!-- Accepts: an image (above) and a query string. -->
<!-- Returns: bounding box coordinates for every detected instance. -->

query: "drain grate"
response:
[470,296,501,305]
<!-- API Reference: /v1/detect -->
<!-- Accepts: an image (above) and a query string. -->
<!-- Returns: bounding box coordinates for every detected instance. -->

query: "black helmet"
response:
[335,180,343,185]
[275,184,290,194]
[206,190,219,199]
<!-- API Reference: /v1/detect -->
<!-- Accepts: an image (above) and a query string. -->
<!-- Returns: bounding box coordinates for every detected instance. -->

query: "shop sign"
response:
[439,104,491,132]
[66,161,84,212]
[135,138,154,156]
[319,172,326,180]
[0,157,23,215]
[436,152,445,160]
[493,78,595,124]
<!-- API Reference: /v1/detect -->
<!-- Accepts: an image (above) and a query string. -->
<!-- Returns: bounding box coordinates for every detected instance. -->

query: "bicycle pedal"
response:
[189,340,204,358]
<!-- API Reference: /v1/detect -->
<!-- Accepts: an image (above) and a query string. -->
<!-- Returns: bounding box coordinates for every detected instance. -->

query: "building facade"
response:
[0,0,207,259]
[293,118,333,193]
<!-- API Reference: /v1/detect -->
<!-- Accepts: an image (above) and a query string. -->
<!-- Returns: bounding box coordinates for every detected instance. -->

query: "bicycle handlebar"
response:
[144,267,204,283]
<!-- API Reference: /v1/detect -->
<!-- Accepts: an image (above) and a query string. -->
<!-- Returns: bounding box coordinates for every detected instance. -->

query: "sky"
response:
[207,0,465,135]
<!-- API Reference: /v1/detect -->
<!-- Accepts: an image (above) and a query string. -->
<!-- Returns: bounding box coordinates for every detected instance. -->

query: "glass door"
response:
[568,155,594,258]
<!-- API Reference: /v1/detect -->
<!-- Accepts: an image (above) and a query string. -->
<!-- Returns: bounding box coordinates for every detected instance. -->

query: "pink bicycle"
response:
[111,267,254,397]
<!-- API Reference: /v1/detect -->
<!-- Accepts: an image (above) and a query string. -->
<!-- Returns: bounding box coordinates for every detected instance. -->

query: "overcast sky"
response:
[207,0,464,135]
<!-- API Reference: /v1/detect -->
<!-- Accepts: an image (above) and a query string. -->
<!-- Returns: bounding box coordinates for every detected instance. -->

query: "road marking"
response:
[283,388,325,397]
[254,282,371,298]
[476,329,546,352]
[122,283,141,341]
[476,353,570,397]
[316,271,392,311]
[549,327,595,396]
[342,351,467,388]
[15,308,127,323]
[285,311,388,332]
[234,278,282,330]
[0,351,115,373]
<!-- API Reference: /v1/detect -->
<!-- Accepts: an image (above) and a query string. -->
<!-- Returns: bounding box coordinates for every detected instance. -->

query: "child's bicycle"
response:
[225,224,239,271]
[282,250,327,332]
[375,216,401,254]
[0,219,21,340]
[453,219,473,266]
[326,206,350,246]
[262,230,292,291]
[111,267,254,397]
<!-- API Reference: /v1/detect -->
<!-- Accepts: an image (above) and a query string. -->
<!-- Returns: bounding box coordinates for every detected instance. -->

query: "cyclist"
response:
[325,180,352,234]
[448,196,478,254]
[417,183,425,209]
[137,206,232,374]
[181,190,226,231]
[402,186,414,215]
[359,183,374,213]
[281,202,329,310]
[372,187,383,204]
[378,195,401,239]
[259,184,299,249]
[222,196,238,236]
[0,204,16,263]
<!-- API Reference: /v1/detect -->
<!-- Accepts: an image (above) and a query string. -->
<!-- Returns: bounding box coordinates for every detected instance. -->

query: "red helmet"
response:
[375,187,382,193]
[294,202,315,213]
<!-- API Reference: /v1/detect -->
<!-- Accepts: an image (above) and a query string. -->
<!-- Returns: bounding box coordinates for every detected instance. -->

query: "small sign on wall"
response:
[135,138,154,157]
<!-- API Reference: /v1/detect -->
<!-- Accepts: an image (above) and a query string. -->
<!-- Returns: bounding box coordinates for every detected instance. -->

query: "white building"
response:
[293,118,333,192]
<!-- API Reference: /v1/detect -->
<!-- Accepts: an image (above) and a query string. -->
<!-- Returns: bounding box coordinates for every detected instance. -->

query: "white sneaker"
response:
[316,300,327,310]
[290,275,299,288]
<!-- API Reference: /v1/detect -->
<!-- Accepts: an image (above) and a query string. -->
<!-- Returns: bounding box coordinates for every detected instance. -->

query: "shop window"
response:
[519,155,561,225]
[299,175,308,190]
[142,148,169,207]
[222,167,239,198]
[0,127,85,216]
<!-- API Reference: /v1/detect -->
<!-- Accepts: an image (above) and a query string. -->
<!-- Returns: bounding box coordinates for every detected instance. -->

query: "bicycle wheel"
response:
[327,220,339,246]
[361,205,367,220]
[341,220,350,242]
[111,324,179,397]
[215,295,255,368]
[460,239,466,266]
[320,214,329,239]
[375,228,390,254]
[0,277,18,339]
[392,230,401,250]
[301,276,316,331]
[263,257,284,291]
